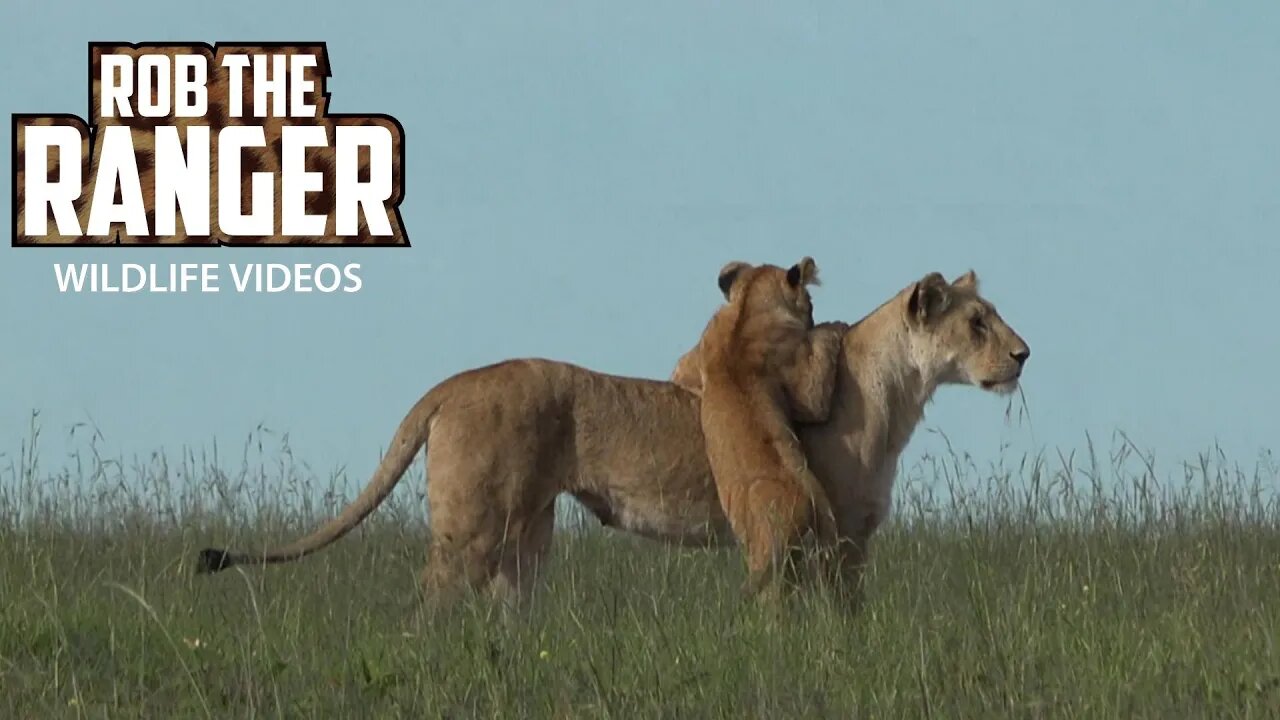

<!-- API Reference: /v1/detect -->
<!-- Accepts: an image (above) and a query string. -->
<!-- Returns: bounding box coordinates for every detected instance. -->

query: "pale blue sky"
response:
[2,1,1277,491]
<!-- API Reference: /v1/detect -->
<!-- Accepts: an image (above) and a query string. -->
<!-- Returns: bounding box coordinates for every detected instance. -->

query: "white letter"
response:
[293,263,314,292]
[289,54,317,117]
[335,125,393,236]
[122,264,145,292]
[100,264,119,292]
[201,264,219,293]
[252,54,288,118]
[280,125,328,236]
[153,126,210,236]
[266,263,291,292]
[173,54,208,118]
[221,55,250,117]
[136,54,171,117]
[86,126,149,237]
[313,263,340,292]
[342,263,362,293]
[53,264,90,293]
[229,263,255,292]
[23,125,83,236]
[217,126,273,236]
[100,54,133,118]
[151,263,171,292]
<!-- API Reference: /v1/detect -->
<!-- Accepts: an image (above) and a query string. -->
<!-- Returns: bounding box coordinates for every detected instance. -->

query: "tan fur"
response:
[695,258,840,597]
[673,261,845,423]
[196,269,1029,610]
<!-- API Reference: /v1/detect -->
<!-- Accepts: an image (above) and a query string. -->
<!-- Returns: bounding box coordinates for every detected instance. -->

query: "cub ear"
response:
[786,256,820,288]
[907,272,951,326]
[952,269,980,292]
[717,261,752,299]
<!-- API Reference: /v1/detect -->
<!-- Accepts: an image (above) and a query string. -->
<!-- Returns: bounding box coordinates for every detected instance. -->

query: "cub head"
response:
[904,270,1030,394]
[717,257,820,329]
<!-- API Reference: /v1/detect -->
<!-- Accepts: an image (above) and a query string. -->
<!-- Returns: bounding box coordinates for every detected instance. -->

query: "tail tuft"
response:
[195,548,234,575]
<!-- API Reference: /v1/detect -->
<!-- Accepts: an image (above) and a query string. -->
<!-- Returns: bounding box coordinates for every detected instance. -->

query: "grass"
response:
[1,416,1279,718]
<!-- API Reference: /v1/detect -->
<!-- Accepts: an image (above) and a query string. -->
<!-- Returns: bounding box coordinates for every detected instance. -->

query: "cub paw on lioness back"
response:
[696,257,844,599]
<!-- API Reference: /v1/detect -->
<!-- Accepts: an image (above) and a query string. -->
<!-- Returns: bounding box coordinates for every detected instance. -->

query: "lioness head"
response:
[905,270,1030,394]
[716,257,820,330]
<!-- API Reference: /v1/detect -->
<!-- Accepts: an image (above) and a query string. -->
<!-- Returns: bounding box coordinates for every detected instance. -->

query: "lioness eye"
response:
[970,314,986,332]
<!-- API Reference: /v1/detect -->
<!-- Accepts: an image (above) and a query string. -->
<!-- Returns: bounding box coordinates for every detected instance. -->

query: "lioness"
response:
[197,270,1029,607]
[674,269,1030,594]
[697,257,841,597]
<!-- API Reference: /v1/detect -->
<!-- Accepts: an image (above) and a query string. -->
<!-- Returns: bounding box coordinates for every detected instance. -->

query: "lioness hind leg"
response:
[420,528,500,609]
[736,478,809,601]
[418,487,506,608]
[489,503,556,608]
[741,543,780,598]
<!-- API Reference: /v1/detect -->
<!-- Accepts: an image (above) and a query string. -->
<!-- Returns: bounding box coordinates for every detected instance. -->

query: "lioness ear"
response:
[907,272,951,326]
[952,269,980,292]
[717,261,751,300]
[786,256,820,288]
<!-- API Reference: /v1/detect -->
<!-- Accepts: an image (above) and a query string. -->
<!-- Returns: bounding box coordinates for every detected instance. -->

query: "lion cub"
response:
[697,257,842,597]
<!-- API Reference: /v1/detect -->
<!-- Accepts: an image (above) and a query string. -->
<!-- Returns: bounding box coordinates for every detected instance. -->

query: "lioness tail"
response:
[194,387,446,574]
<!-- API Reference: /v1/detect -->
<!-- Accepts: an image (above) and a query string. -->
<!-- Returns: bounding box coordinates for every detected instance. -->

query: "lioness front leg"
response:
[818,537,869,611]
[815,508,883,612]
[779,324,846,424]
